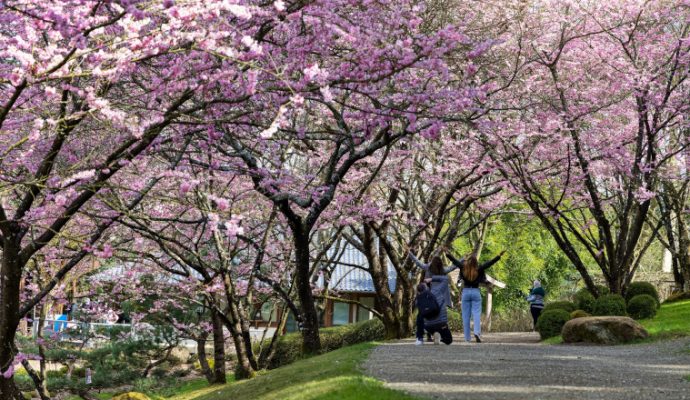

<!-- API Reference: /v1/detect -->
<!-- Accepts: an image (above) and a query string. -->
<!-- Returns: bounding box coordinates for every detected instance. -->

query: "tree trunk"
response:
[292,227,321,354]
[676,217,690,291]
[239,315,258,371]
[210,309,227,384]
[217,308,254,380]
[258,305,288,369]
[196,332,215,384]
[1,235,23,397]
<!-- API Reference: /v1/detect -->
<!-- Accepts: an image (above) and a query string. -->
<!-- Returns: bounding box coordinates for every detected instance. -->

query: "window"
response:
[260,302,276,322]
[357,297,375,322]
[332,302,349,325]
[285,312,298,333]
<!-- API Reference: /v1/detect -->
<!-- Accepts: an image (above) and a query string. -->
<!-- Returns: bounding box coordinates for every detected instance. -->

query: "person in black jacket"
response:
[448,251,505,343]
[409,252,459,345]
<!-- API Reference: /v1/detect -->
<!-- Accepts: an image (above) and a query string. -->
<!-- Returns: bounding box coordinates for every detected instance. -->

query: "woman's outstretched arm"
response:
[408,252,429,271]
[479,250,506,271]
[447,253,465,268]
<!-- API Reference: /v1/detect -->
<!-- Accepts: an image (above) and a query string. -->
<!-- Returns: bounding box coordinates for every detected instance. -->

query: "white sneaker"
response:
[433,332,440,345]
[415,339,423,345]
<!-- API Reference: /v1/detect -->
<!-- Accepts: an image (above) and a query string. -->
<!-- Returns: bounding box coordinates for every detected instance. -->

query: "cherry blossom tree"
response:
[0,1,284,394]
[116,152,295,380]
[327,129,502,338]
[209,0,484,353]
[479,0,690,294]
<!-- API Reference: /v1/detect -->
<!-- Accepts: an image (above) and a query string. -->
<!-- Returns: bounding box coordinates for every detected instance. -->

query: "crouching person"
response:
[416,260,454,345]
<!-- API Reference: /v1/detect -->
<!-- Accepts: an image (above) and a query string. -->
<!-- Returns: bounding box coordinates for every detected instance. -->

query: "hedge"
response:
[542,301,576,314]
[266,318,384,369]
[535,309,571,339]
[574,289,595,313]
[592,294,627,316]
[625,282,660,307]
[626,294,658,320]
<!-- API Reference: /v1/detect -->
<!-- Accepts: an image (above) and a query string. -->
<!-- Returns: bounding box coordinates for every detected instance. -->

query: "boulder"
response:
[562,316,649,344]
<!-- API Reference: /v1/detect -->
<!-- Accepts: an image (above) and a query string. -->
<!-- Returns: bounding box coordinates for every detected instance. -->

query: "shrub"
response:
[625,282,660,307]
[193,357,214,371]
[574,289,595,313]
[267,318,384,369]
[535,309,571,339]
[570,309,591,319]
[591,285,610,298]
[664,291,690,304]
[490,308,534,332]
[627,294,658,320]
[542,301,576,314]
[447,309,462,332]
[592,294,627,316]
[112,392,151,400]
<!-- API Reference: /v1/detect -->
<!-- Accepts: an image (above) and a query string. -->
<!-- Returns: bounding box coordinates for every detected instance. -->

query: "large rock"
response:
[562,316,649,344]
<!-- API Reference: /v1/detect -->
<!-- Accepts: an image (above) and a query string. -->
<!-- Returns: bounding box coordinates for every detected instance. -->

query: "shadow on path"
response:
[364,332,690,400]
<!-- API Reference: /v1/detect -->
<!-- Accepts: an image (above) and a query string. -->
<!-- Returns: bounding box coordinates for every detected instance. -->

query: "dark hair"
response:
[417,282,428,293]
[462,254,479,282]
[429,256,444,275]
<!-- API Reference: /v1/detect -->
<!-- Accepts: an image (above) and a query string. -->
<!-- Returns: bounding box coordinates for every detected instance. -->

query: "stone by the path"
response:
[562,316,648,344]
[365,332,690,400]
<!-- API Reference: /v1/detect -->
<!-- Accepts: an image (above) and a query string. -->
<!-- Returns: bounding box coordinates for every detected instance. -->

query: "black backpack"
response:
[416,290,440,319]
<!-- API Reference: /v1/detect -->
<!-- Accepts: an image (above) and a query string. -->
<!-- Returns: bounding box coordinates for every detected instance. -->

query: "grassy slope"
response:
[639,299,690,338]
[542,299,690,344]
[169,342,422,400]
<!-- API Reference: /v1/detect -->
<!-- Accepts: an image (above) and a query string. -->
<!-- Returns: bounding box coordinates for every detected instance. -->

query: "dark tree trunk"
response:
[1,234,23,398]
[676,217,690,291]
[239,315,258,371]
[210,309,227,384]
[196,332,215,384]
[217,307,254,380]
[292,226,321,354]
[363,233,410,339]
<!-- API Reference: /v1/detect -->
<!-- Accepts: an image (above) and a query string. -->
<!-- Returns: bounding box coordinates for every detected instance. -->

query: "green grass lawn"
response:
[640,299,690,339]
[166,342,421,400]
[146,376,235,400]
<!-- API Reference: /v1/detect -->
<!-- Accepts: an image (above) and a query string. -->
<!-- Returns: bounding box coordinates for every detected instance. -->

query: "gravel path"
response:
[364,332,690,400]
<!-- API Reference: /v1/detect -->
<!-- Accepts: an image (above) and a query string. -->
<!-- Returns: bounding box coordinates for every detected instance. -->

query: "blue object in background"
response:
[53,314,68,332]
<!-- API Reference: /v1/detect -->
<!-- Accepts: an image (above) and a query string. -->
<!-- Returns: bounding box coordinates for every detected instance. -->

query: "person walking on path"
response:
[525,280,545,330]
[448,250,505,343]
[409,252,458,345]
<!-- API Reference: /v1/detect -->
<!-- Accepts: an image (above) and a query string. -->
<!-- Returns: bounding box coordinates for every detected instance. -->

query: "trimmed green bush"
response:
[625,282,660,307]
[592,294,627,316]
[592,284,610,298]
[535,309,571,339]
[574,289,595,313]
[267,318,384,369]
[542,301,576,314]
[570,309,591,319]
[664,291,690,304]
[627,294,658,320]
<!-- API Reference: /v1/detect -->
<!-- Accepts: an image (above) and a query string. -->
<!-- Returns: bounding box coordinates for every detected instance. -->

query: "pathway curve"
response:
[364,332,690,400]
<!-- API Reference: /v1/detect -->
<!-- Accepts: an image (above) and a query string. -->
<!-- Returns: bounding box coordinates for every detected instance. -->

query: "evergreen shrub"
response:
[535,309,571,339]
[592,294,627,316]
[626,294,658,320]
[625,282,660,307]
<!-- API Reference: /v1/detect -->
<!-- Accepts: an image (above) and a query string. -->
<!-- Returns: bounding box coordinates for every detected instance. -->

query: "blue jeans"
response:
[461,288,482,341]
